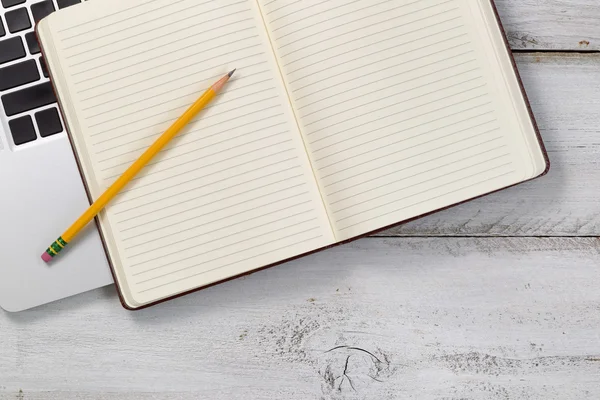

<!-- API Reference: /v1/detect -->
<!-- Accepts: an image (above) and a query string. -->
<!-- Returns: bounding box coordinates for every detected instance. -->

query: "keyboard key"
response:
[31,0,55,23]
[0,59,39,91]
[6,7,30,33]
[25,32,40,54]
[36,107,62,137]
[57,0,81,8]
[0,37,25,64]
[1,82,56,116]
[39,56,48,77]
[9,115,36,146]
[0,18,5,37]
[1,0,26,8]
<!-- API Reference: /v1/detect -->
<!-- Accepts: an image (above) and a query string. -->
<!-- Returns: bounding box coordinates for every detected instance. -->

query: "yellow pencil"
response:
[41,69,236,262]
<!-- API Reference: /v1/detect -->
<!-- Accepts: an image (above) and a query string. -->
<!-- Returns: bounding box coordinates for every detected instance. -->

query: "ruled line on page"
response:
[85,72,271,121]
[121,190,313,245]
[102,136,292,182]
[326,137,505,197]
[99,126,284,172]
[71,23,257,75]
[269,0,331,23]
[271,0,412,38]
[310,88,487,149]
[69,16,255,69]
[321,120,499,189]
[296,56,474,105]
[278,1,457,56]
[58,0,165,34]
[121,195,312,242]
[317,107,495,181]
[127,210,316,258]
[289,33,468,86]
[63,0,211,44]
[64,1,247,53]
[78,48,265,99]
[287,27,466,77]
[296,49,473,99]
[291,34,469,93]
[315,117,498,172]
[282,14,462,68]
[74,32,260,85]
[133,225,321,276]
[331,146,508,212]
[96,113,286,171]
[114,157,298,213]
[310,91,488,146]
[110,125,291,195]
[118,181,308,232]
[90,91,277,134]
[76,44,263,94]
[63,0,202,43]
[94,110,284,155]
[136,235,325,292]
[118,176,307,232]
[79,55,268,105]
[269,0,366,33]
[296,64,476,113]
[306,79,485,131]
[266,0,303,16]
[130,224,321,281]
[89,86,275,133]
[115,166,302,220]
[128,211,318,259]
[318,123,498,174]
[310,96,490,149]
[313,104,492,156]
[302,66,477,122]
[96,115,281,163]
[88,84,275,130]
[129,216,318,267]
[337,169,515,230]
[83,66,270,118]
[92,100,279,144]
[124,204,314,251]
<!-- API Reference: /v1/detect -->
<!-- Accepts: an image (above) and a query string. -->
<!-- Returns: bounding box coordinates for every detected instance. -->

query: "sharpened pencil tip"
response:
[228,69,236,78]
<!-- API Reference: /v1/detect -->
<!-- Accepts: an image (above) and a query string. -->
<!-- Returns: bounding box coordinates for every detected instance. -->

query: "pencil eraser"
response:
[41,252,52,263]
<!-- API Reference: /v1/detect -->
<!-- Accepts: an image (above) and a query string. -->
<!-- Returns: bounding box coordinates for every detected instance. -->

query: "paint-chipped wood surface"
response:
[381,54,600,237]
[2,2,600,400]
[495,0,600,51]
[1,238,600,399]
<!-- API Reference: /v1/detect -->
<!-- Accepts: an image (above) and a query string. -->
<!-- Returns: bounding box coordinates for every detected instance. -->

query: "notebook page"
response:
[259,0,537,240]
[44,0,334,306]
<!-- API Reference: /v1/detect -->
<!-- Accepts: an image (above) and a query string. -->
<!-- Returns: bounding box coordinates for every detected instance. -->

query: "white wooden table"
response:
[2,1,599,399]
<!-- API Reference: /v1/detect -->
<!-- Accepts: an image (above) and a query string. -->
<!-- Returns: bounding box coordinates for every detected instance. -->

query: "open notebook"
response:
[38,0,548,309]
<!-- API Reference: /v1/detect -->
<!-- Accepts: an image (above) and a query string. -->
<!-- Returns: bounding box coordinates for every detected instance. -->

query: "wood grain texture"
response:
[1,238,599,400]
[380,54,600,237]
[495,0,600,50]
[2,2,600,399]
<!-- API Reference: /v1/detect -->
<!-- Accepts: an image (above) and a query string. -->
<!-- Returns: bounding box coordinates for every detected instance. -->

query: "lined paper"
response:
[39,0,546,306]
[260,0,531,239]
[46,0,334,305]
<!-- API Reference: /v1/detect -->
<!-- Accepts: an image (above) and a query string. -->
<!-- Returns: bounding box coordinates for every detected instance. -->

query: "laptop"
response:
[0,0,112,312]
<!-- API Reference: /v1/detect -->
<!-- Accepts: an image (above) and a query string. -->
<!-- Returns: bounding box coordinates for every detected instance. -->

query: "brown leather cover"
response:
[38,0,549,310]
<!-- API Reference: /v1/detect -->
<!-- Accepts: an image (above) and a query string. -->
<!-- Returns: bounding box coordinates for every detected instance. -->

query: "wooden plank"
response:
[1,238,599,400]
[379,54,600,237]
[495,0,600,50]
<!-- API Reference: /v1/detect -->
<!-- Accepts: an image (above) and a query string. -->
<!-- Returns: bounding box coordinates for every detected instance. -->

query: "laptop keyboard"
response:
[0,0,86,146]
